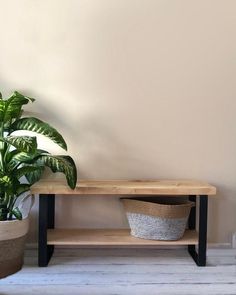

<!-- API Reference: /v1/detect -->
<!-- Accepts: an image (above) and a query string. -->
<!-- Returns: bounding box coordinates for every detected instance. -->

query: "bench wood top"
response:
[30,179,216,195]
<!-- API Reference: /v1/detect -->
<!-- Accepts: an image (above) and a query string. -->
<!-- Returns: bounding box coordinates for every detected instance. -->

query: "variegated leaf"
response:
[25,164,45,185]
[11,117,67,150]
[35,155,77,189]
[6,149,47,172]
[3,136,37,154]
[0,91,35,123]
[11,207,22,220]
[14,165,41,180]
[0,176,12,186]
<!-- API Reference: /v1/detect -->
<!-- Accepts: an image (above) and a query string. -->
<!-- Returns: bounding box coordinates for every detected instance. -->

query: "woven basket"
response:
[0,218,29,278]
[121,198,194,241]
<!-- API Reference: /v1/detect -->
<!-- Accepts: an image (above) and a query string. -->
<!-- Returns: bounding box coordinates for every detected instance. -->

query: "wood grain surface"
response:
[31,179,216,195]
[47,229,198,246]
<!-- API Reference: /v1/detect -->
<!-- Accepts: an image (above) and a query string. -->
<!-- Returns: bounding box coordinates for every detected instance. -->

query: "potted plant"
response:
[0,91,77,278]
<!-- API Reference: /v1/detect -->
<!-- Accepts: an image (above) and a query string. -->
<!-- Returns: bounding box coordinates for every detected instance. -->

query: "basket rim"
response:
[0,218,29,241]
[121,198,195,208]
[121,198,194,219]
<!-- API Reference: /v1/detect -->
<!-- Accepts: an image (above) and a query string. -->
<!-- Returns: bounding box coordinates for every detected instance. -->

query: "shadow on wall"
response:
[21,92,160,179]
[2,83,168,179]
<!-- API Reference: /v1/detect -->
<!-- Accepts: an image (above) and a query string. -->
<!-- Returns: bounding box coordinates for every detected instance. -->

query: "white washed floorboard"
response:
[1,249,236,295]
[24,255,236,266]
[24,248,236,265]
[1,284,236,295]
[208,256,236,266]
[25,256,195,266]
[2,272,236,285]
[25,248,191,257]
[20,264,236,274]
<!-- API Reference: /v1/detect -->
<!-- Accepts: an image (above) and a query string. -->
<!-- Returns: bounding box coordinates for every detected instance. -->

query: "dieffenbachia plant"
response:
[0,91,77,221]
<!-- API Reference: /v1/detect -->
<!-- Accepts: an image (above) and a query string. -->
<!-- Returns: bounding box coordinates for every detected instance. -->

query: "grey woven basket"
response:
[121,198,194,241]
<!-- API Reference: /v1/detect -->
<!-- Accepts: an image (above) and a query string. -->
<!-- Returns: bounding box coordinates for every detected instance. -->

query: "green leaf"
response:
[0,91,35,123]
[25,165,45,185]
[0,101,5,122]
[11,117,67,150]
[11,207,22,220]
[6,151,35,171]
[3,136,37,153]
[7,150,34,164]
[0,176,21,197]
[12,91,35,103]
[0,175,12,186]
[14,165,41,180]
[6,149,46,164]
[35,155,77,189]
[0,205,8,221]
[6,149,47,172]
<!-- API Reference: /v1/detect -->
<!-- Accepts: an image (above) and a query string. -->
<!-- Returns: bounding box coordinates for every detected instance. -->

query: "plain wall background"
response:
[0,0,236,244]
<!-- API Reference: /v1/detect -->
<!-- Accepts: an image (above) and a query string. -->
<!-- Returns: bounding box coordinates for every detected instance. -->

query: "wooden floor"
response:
[0,248,236,295]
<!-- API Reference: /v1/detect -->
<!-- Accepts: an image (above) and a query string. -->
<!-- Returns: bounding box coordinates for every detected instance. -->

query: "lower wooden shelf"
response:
[47,229,198,246]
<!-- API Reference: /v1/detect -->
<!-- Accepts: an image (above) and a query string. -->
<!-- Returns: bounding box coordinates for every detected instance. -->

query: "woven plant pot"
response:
[0,218,29,278]
[121,198,194,241]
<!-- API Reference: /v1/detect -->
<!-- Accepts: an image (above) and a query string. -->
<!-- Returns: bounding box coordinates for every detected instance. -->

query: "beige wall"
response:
[0,0,236,244]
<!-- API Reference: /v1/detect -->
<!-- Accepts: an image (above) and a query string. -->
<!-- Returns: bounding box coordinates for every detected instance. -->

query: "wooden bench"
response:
[31,179,216,267]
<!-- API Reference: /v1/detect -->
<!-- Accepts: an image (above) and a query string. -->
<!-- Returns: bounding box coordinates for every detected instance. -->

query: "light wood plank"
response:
[47,229,198,246]
[31,178,216,195]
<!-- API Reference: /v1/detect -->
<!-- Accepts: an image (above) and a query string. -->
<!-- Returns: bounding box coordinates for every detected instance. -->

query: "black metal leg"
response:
[38,194,55,267]
[188,195,196,255]
[198,196,208,265]
[188,195,208,266]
